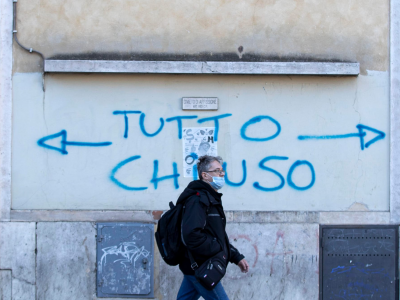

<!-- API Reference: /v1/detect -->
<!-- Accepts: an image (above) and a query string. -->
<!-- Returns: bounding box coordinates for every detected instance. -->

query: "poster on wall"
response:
[182,127,217,178]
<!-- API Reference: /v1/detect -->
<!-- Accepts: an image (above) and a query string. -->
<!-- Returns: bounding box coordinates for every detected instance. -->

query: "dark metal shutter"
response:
[96,223,154,298]
[320,226,398,299]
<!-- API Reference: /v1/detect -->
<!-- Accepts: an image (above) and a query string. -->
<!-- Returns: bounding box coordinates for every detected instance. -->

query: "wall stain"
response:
[152,211,163,220]
[48,51,355,64]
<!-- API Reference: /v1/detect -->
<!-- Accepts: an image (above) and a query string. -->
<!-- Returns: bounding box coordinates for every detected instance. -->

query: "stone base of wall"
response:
[0,221,323,300]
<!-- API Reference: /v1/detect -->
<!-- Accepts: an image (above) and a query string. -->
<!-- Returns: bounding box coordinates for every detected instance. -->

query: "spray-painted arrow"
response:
[37,130,112,155]
[298,124,385,150]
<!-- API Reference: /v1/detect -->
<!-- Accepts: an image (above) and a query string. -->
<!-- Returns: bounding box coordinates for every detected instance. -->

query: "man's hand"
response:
[238,259,249,273]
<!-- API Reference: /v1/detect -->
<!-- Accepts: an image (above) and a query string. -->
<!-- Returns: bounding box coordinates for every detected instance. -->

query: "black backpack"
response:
[155,201,185,266]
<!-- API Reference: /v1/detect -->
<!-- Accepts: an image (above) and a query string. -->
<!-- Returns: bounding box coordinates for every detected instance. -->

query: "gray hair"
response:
[197,155,223,180]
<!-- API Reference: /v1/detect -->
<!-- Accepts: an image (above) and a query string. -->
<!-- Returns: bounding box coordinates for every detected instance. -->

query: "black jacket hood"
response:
[176,180,222,205]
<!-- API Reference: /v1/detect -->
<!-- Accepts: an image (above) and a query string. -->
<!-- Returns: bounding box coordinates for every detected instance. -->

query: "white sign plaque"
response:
[182,97,218,110]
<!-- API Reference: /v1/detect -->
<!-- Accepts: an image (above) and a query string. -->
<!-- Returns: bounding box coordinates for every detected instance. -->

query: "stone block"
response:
[11,210,154,222]
[0,270,11,300]
[222,223,319,300]
[159,261,183,300]
[157,223,319,300]
[391,0,400,224]
[11,278,36,300]
[36,222,158,300]
[320,212,390,224]
[0,0,13,222]
[0,222,36,300]
[230,211,319,223]
[37,222,97,300]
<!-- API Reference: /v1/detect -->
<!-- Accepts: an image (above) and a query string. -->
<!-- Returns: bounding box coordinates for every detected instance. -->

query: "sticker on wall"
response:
[182,127,217,178]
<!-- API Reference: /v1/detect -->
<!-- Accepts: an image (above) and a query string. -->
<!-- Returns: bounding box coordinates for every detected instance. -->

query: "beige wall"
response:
[13,0,388,74]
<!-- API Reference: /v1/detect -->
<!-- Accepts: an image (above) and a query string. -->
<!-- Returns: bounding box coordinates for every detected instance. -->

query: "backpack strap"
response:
[182,200,200,270]
[182,192,207,270]
[187,249,199,270]
[169,201,174,209]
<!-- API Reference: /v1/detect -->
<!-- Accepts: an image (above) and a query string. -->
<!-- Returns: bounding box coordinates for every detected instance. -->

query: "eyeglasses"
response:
[205,169,225,175]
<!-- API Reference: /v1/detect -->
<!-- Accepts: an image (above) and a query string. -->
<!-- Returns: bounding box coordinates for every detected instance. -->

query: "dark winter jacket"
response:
[177,180,245,275]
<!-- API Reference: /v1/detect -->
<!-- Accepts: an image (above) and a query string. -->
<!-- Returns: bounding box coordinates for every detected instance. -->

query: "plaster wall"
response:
[12,72,389,211]
[13,0,388,73]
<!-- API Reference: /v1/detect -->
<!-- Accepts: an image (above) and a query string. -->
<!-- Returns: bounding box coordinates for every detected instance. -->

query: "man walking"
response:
[176,155,249,300]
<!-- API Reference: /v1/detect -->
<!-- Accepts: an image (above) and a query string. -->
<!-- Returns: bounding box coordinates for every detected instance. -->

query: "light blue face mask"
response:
[209,176,225,190]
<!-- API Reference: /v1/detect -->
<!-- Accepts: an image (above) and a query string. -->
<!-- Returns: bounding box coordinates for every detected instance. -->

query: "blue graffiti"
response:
[331,265,390,278]
[108,155,316,192]
[190,152,199,160]
[184,152,198,167]
[39,110,389,194]
[197,114,232,142]
[299,133,361,140]
[192,164,198,180]
[113,110,141,138]
[287,160,315,190]
[333,289,375,300]
[223,160,247,187]
[150,160,180,189]
[348,281,381,292]
[139,113,165,137]
[298,124,385,150]
[357,124,386,150]
[241,116,281,142]
[110,155,148,191]
[253,156,289,191]
[331,266,345,273]
[37,130,112,155]
[166,116,198,139]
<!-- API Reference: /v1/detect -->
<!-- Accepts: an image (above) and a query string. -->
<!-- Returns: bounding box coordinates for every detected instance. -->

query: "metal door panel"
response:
[97,223,154,298]
[321,226,398,300]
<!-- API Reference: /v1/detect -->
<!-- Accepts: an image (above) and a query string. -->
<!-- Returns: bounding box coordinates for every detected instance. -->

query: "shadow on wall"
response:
[49,51,357,64]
